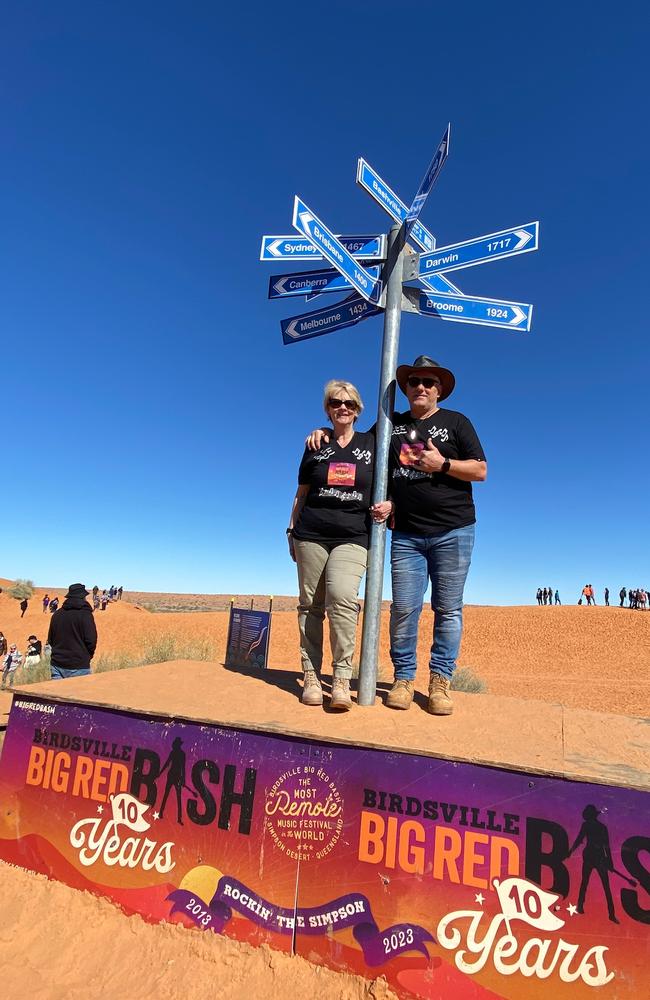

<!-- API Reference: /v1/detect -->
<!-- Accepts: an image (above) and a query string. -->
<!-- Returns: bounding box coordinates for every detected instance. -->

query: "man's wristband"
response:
[286,528,294,536]
[441,458,451,475]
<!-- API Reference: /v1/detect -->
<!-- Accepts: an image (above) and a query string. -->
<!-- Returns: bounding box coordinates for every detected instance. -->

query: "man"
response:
[24,635,42,670]
[619,586,626,608]
[604,587,609,607]
[371,356,487,714]
[19,597,28,618]
[47,583,97,680]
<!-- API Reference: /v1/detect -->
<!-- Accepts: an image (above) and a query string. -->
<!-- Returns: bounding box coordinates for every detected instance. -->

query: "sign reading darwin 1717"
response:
[0,695,648,998]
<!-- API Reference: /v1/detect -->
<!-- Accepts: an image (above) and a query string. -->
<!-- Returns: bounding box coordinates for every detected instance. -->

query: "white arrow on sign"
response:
[512,230,533,251]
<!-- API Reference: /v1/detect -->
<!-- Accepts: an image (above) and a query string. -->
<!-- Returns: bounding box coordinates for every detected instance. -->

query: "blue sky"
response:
[1,1,647,603]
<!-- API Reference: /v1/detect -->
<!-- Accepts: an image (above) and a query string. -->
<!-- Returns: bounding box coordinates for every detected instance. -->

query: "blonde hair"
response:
[322,379,364,422]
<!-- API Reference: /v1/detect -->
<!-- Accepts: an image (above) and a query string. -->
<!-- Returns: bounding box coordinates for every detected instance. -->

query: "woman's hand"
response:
[371,500,394,524]
[305,428,330,451]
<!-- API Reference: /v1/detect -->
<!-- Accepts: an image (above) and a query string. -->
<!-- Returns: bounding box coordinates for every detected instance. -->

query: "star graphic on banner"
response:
[153,811,160,820]
[566,903,578,917]
[97,805,104,814]
[475,893,485,906]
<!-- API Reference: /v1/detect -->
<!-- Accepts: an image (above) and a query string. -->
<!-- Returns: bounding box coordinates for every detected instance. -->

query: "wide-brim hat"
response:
[396,355,455,401]
[66,583,89,598]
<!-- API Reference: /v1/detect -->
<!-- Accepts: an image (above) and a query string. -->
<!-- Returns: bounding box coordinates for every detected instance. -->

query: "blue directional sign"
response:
[404,287,533,332]
[260,233,386,262]
[405,124,451,234]
[269,266,382,300]
[419,222,539,277]
[292,197,383,305]
[356,158,436,252]
[281,293,381,345]
[356,157,463,296]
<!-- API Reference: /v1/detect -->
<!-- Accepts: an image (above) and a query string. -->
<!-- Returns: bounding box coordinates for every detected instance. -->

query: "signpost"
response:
[260,125,539,705]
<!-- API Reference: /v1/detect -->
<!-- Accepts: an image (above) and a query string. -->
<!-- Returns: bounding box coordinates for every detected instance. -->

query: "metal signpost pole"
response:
[358,222,405,706]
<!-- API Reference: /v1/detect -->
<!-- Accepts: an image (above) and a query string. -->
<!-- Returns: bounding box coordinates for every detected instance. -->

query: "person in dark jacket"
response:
[47,583,97,680]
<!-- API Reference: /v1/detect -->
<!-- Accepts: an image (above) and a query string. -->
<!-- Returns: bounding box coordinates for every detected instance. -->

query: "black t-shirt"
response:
[293,430,375,547]
[389,408,486,535]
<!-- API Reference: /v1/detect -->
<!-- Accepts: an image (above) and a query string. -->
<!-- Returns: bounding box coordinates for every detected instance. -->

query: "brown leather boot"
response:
[330,677,352,711]
[428,672,453,715]
[301,670,323,706]
[386,679,415,710]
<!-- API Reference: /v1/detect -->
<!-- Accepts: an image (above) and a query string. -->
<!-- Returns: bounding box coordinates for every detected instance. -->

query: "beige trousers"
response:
[294,539,367,680]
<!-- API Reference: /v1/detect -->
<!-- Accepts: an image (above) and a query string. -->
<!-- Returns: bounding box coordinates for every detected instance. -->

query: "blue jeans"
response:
[389,524,475,681]
[50,663,91,680]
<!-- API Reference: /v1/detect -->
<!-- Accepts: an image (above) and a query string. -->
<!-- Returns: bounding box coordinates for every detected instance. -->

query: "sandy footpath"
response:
[0,862,396,999]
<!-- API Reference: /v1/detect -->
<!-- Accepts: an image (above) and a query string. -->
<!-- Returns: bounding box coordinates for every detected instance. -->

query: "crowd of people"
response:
[534,584,648,608]
[536,588,561,605]
[1,582,123,689]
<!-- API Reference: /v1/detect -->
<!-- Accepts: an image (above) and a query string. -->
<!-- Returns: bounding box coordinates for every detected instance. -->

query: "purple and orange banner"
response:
[0,693,648,998]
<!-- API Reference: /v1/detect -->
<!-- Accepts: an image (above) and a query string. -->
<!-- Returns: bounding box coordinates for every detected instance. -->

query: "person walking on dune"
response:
[554,589,561,605]
[619,587,626,608]
[1,644,23,689]
[604,587,609,607]
[42,594,50,613]
[24,635,42,671]
[47,583,97,680]
[19,597,28,618]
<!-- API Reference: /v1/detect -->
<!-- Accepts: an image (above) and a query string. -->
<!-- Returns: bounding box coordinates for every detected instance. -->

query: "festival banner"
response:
[0,694,648,998]
[225,607,271,669]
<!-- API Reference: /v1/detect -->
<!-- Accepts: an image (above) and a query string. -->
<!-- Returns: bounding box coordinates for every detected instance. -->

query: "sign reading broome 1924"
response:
[0,695,648,997]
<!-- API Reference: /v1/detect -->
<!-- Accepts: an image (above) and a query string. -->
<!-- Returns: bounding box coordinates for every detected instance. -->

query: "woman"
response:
[288,380,375,711]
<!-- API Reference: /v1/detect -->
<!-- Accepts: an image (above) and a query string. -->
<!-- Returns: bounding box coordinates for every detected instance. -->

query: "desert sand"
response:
[1,581,648,717]
[0,580,648,998]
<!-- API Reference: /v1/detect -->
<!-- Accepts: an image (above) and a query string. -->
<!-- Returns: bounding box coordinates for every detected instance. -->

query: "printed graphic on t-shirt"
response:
[400,441,424,467]
[327,462,356,486]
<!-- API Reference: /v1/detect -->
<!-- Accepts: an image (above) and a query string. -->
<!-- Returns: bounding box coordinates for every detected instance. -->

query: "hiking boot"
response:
[330,677,352,711]
[301,670,323,706]
[428,672,453,715]
[386,679,415,710]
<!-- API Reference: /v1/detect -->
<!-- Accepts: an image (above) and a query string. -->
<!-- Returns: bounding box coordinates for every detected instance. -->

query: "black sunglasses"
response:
[328,397,358,410]
[407,376,440,389]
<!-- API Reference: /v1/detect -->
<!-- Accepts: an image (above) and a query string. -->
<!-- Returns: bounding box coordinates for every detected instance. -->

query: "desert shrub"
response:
[94,634,216,674]
[9,579,35,601]
[450,667,487,694]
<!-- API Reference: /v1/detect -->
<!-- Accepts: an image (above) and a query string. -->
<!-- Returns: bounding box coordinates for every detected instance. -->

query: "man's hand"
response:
[306,428,330,451]
[414,439,446,473]
[288,534,296,563]
[371,500,394,524]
